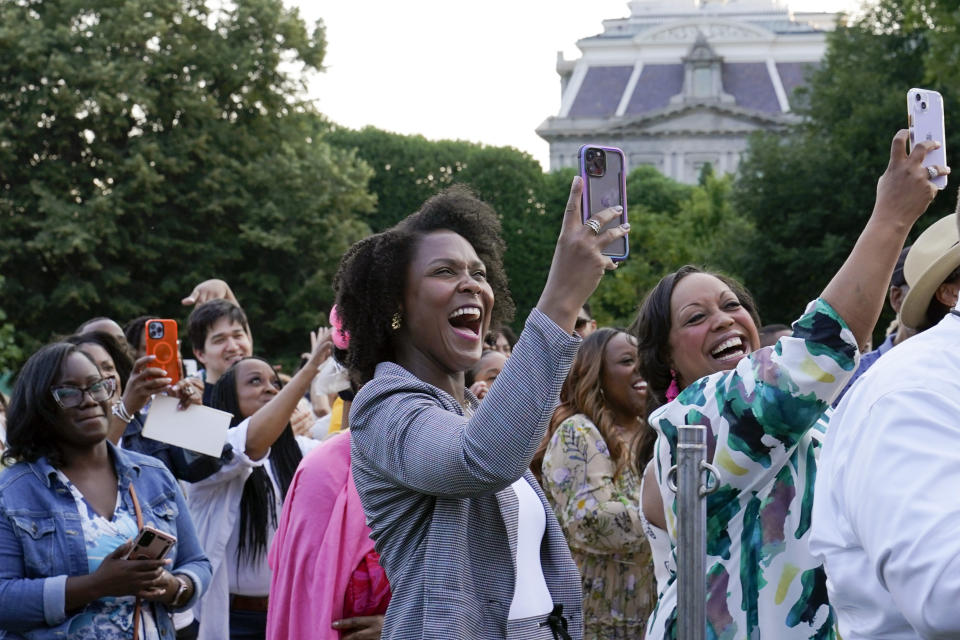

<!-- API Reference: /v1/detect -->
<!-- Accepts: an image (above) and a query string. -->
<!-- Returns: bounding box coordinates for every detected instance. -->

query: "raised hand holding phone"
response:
[144,319,181,386]
[536,176,629,333]
[579,144,629,260]
[908,88,948,190]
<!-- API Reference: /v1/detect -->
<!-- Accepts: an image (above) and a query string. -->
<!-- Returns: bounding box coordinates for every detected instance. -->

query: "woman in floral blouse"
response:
[537,328,657,639]
[633,130,945,639]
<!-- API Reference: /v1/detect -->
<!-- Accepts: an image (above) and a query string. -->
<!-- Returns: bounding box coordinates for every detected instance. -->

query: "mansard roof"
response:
[539,100,798,141]
[564,59,816,120]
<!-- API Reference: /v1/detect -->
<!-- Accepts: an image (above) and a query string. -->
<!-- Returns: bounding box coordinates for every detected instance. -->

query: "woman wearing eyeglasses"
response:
[0,342,211,639]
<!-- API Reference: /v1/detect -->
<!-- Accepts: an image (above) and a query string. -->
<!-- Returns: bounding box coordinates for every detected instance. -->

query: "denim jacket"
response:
[0,442,212,639]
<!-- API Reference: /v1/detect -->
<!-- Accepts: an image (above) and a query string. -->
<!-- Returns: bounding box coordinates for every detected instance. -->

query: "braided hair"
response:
[209,357,302,563]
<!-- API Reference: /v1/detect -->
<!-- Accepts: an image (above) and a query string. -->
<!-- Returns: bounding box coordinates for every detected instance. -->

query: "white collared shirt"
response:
[810,305,960,639]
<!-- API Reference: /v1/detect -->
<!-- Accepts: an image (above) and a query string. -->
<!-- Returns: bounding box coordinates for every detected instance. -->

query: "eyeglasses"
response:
[575,317,590,329]
[51,378,116,409]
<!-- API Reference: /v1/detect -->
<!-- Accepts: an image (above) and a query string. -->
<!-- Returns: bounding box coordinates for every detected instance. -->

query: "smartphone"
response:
[908,88,947,190]
[579,144,629,260]
[145,319,181,386]
[125,526,176,560]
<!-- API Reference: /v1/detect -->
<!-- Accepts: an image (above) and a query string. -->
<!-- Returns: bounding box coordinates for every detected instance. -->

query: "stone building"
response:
[536,0,837,183]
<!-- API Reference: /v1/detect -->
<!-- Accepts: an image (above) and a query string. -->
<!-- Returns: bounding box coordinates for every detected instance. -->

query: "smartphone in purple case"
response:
[578,144,629,261]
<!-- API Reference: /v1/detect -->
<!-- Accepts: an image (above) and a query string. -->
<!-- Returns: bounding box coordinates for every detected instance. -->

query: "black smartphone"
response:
[578,144,629,261]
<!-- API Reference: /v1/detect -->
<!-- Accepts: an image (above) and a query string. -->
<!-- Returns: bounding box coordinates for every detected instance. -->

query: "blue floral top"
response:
[55,470,160,640]
[646,299,858,640]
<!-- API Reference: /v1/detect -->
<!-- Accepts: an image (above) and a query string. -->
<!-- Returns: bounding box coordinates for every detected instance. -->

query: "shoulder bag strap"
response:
[129,483,144,640]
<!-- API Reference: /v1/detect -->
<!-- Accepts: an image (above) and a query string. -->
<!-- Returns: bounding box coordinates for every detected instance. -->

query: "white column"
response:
[616,61,644,117]
[558,63,590,118]
[766,58,790,113]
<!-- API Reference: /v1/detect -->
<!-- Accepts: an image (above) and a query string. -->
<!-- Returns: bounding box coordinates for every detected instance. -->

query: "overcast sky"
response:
[292,1,862,169]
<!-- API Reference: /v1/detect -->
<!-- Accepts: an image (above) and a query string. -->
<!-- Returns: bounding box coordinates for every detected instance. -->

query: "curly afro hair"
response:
[334,185,514,386]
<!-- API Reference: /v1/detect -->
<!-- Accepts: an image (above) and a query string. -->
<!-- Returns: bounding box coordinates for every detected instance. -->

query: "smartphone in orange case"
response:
[145,319,181,386]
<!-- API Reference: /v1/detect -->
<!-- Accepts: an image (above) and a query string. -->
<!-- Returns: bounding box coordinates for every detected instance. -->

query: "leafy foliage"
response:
[734,0,960,327]
[0,277,23,385]
[591,166,751,327]
[326,127,558,327]
[0,0,374,365]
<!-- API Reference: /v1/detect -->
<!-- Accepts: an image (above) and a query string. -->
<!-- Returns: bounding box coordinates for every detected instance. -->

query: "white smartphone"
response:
[908,88,947,190]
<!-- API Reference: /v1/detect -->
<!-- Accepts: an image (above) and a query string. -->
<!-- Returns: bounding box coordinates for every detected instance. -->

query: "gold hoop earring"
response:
[391,312,402,331]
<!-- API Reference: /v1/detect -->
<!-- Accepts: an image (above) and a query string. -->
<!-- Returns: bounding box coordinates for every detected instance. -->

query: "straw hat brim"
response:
[900,242,960,329]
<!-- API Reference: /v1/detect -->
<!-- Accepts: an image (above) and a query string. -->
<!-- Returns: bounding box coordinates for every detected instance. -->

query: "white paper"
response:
[141,395,232,458]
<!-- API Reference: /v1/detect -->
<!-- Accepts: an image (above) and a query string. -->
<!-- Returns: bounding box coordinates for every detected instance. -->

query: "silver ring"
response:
[584,219,602,235]
[927,166,939,180]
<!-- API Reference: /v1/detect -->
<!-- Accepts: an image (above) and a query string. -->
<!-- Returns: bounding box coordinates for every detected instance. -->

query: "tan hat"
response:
[900,213,960,330]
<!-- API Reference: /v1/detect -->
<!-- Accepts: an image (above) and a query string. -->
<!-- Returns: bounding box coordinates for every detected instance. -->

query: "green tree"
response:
[457,146,556,327]
[0,0,374,362]
[734,0,959,327]
[590,167,749,327]
[326,126,559,327]
[0,277,24,385]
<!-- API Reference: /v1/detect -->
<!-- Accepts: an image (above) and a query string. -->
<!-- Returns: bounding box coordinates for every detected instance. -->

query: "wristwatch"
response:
[170,574,191,607]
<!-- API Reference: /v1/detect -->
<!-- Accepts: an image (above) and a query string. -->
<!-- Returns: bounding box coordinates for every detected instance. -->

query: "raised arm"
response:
[352,178,630,497]
[181,278,239,307]
[821,131,945,348]
[244,329,331,460]
[536,177,630,332]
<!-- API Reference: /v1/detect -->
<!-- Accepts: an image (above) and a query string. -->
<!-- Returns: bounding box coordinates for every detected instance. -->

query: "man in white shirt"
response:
[810,211,960,639]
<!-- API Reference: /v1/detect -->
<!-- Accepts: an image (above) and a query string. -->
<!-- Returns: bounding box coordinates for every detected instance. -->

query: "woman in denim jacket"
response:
[0,342,212,639]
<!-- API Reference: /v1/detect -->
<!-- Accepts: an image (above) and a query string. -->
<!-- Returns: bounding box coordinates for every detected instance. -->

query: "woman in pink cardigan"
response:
[266,430,390,639]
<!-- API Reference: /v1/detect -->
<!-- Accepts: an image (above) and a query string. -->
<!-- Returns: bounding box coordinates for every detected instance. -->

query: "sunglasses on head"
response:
[51,377,116,409]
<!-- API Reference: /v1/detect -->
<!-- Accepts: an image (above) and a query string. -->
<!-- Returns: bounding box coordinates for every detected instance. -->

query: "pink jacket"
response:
[266,431,388,639]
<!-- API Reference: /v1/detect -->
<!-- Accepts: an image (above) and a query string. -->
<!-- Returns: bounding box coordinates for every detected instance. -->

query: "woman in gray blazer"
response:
[333,181,629,640]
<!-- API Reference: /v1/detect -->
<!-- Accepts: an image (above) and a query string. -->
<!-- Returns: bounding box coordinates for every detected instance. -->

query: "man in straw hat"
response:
[899,212,960,332]
[811,185,960,639]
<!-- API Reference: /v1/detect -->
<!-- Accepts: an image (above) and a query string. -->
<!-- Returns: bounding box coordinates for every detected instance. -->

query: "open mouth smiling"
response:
[710,335,747,363]
[448,305,483,339]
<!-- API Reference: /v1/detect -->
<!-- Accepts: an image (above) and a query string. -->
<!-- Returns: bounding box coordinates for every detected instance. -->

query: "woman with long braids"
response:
[186,331,332,640]
[536,328,656,639]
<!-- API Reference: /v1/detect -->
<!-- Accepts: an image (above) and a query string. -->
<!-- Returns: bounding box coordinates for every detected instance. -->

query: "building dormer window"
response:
[672,32,735,104]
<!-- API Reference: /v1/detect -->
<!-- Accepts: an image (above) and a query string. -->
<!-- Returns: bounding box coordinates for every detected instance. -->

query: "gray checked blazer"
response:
[350,309,584,640]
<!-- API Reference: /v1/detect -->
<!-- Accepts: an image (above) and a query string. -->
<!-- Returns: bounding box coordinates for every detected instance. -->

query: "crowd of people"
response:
[0,129,958,640]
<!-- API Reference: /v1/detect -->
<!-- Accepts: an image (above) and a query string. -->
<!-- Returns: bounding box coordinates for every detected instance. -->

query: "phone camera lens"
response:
[148,322,164,339]
[585,148,606,178]
[141,531,155,544]
[921,101,927,110]
[915,93,922,102]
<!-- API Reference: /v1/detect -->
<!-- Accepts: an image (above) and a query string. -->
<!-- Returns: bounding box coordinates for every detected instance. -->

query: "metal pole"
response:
[667,424,721,640]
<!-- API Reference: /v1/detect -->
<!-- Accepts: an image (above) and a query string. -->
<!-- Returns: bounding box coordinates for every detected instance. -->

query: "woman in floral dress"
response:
[633,131,944,639]
[537,328,657,639]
